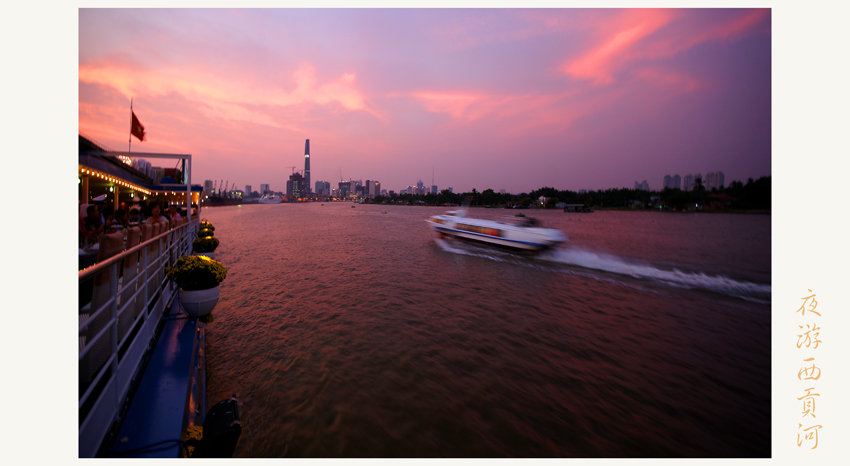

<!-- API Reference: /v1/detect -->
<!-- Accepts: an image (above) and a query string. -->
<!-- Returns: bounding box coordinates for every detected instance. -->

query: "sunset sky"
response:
[79,8,771,194]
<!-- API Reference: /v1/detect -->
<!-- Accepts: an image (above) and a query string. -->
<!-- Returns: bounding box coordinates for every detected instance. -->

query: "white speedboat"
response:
[259,194,283,204]
[426,209,566,252]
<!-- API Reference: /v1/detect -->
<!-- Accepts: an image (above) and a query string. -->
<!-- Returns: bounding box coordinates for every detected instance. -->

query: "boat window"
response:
[457,223,500,237]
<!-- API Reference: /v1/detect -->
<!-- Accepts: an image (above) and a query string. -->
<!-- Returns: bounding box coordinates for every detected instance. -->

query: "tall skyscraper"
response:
[204,180,213,195]
[245,185,252,196]
[260,183,270,194]
[304,139,311,196]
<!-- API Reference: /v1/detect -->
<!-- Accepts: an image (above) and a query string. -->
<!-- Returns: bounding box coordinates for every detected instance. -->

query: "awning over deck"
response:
[79,135,202,209]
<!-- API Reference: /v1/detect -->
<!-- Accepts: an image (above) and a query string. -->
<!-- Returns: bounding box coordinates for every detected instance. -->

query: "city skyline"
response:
[79,9,771,193]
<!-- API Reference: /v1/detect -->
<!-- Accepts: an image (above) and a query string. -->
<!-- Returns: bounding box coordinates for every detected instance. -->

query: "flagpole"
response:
[129,97,133,153]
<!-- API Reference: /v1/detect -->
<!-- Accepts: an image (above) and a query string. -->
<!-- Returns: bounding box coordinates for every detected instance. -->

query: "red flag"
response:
[131,110,146,141]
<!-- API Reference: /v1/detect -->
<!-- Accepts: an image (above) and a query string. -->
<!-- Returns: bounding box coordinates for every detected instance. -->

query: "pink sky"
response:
[79,8,771,194]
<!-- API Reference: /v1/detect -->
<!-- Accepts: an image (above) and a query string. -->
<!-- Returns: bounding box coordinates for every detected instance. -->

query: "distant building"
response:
[579,189,587,194]
[338,181,349,198]
[683,174,696,192]
[500,189,506,195]
[204,180,213,196]
[371,181,381,197]
[416,180,425,195]
[705,171,725,190]
[431,185,438,195]
[448,187,453,193]
[260,183,270,194]
[314,180,330,196]
[635,180,649,191]
[245,185,252,197]
[663,174,682,190]
[287,172,306,199]
[388,190,394,196]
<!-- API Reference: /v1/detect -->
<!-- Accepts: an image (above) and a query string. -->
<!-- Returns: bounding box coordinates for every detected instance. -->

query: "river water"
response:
[202,203,771,457]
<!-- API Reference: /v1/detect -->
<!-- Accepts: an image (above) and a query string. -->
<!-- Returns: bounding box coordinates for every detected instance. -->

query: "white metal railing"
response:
[78,219,198,457]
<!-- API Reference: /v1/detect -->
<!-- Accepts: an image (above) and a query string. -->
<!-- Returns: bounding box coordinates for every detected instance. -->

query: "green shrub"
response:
[200,221,215,231]
[193,236,220,253]
[198,228,215,238]
[166,255,227,291]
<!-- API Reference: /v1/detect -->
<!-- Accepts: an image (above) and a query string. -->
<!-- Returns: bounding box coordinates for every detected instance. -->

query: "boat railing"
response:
[78,218,199,457]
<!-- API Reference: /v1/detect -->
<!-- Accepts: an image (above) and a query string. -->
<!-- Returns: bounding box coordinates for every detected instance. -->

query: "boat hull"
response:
[426,213,566,252]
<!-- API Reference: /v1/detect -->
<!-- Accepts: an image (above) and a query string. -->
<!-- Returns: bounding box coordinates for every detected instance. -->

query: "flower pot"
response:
[193,251,215,260]
[178,285,220,317]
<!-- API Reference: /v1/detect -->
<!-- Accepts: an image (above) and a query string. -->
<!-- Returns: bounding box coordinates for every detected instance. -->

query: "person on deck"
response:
[101,205,115,231]
[127,206,145,224]
[168,204,182,222]
[82,205,104,241]
[112,209,129,229]
[145,202,169,225]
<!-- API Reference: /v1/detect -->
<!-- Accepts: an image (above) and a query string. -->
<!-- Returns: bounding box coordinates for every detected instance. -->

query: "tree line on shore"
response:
[368,176,771,211]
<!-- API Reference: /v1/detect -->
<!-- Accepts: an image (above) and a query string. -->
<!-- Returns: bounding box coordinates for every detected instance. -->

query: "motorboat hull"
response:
[426,211,566,252]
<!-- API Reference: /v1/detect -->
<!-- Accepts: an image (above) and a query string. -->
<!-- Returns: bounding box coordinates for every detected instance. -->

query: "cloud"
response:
[563,9,676,85]
[78,62,377,128]
[411,92,486,120]
[562,9,769,85]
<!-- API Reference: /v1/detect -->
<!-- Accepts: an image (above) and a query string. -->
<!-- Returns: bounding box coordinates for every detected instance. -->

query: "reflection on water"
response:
[203,204,770,457]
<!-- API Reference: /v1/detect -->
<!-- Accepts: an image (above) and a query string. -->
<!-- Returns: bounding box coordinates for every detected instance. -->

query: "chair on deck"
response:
[118,226,141,342]
[142,223,156,310]
[80,231,125,385]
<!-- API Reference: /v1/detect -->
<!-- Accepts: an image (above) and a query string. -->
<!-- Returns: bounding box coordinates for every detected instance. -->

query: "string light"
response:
[78,165,152,195]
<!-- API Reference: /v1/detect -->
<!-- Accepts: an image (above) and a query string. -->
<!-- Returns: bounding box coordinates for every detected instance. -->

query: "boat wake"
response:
[435,239,770,303]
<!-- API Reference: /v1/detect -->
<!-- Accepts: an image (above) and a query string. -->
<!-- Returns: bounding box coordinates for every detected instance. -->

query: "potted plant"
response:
[192,236,220,259]
[200,221,215,231]
[166,255,227,317]
[198,228,215,238]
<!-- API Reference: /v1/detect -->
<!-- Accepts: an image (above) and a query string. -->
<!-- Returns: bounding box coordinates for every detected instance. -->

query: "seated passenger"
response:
[168,204,182,222]
[101,205,116,230]
[145,202,169,224]
[83,205,104,239]
[112,208,129,229]
[127,206,145,224]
